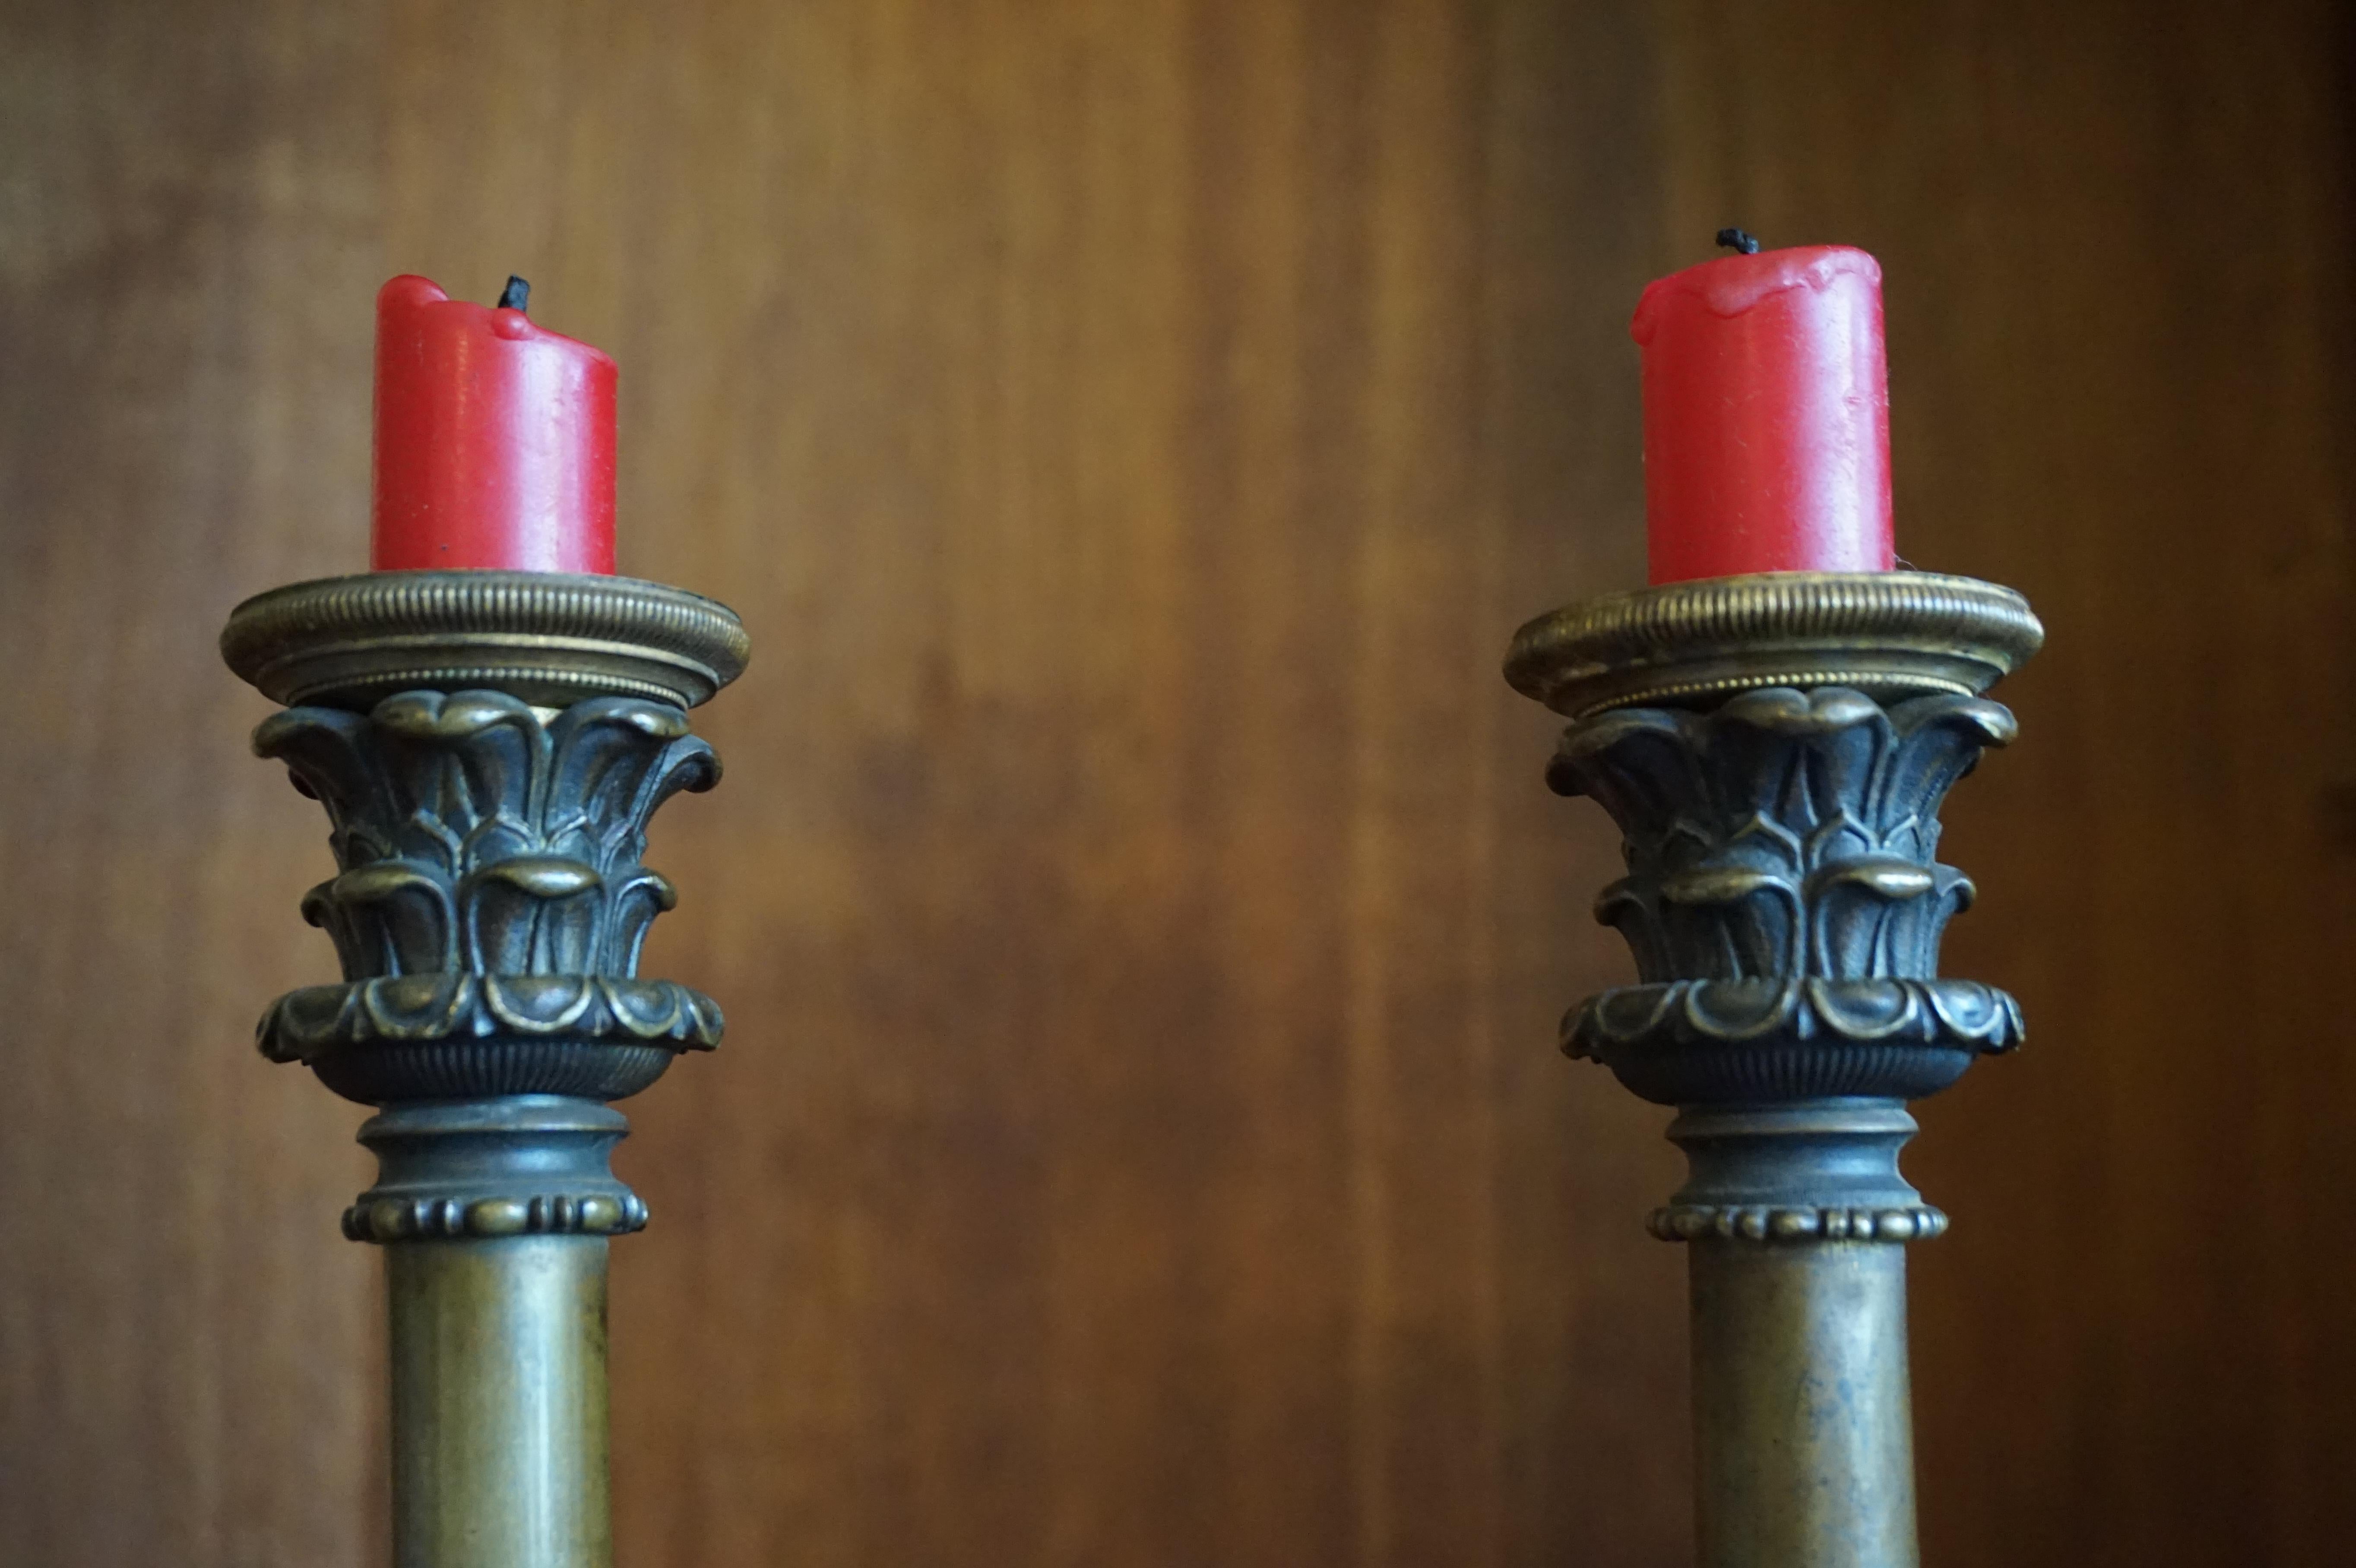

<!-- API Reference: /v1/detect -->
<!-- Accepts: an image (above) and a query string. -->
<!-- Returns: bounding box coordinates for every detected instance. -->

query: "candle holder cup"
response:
[223,570,747,1568]
[1505,570,2041,1568]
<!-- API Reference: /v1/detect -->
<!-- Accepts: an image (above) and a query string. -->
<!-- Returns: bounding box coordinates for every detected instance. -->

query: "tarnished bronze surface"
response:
[1505,570,2037,1568]
[249,686,725,1106]
[221,569,750,711]
[225,570,743,1566]
[1546,682,2025,1106]
[1505,570,2040,721]
[389,1237,612,1568]
[1690,1241,1916,1568]
[347,1098,647,1244]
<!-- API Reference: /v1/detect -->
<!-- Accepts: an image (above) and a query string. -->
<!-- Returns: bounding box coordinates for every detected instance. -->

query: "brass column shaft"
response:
[1690,1241,1917,1568]
[388,1238,613,1568]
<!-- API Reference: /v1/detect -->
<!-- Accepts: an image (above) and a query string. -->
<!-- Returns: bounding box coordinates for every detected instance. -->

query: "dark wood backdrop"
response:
[3,2,2351,1564]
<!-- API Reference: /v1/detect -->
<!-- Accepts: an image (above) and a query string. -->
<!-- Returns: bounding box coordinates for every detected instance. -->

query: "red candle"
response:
[1631,244,1894,583]
[371,275,618,574]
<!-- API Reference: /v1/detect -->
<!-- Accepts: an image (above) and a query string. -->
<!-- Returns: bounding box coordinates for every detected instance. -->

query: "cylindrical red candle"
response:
[1631,245,1894,583]
[371,275,618,574]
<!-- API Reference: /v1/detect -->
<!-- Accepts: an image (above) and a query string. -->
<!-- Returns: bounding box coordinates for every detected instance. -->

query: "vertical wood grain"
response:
[0,4,387,1565]
[1,3,2350,1566]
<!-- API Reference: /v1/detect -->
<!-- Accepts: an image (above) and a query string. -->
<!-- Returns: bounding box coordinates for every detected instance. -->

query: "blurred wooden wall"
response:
[2,2,2350,1565]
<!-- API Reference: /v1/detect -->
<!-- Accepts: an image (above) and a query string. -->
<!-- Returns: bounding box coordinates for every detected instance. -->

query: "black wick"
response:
[497,275,532,313]
[1715,228,1761,255]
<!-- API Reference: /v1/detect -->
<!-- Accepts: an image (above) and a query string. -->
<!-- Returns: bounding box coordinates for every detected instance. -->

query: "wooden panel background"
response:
[1,2,2349,1565]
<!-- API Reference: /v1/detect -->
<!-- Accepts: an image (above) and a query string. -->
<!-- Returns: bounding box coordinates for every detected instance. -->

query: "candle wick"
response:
[497,275,531,313]
[1714,228,1761,255]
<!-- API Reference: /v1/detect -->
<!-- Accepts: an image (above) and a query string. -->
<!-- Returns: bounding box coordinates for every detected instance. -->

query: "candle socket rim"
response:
[1505,569,2041,719]
[221,569,749,712]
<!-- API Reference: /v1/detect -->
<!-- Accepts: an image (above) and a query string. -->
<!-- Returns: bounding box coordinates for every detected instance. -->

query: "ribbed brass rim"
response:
[222,571,750,711]
[1504,571,2042,719]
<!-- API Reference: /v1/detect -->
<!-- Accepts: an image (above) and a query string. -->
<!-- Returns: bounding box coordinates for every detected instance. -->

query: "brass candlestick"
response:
[222,570,748,1568]
[1505,571,2042,1568]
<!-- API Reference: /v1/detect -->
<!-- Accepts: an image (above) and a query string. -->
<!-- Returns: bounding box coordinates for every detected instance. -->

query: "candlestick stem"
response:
[390,1235,611,1568]
[1691,1237,1916,1567]
[1505,570,2040,1568]
[224,571,747,1566]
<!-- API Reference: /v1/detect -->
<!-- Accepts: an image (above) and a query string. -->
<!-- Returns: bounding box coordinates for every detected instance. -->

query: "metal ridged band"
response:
[221,570,750,711]
[1646,1204,1948,1245]
[349,1098,646,1246]
[343,1190,650,1243]
[1504,571,2042,718]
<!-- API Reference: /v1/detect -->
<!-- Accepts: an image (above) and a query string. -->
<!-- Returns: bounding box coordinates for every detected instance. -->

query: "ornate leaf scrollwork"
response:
[257,692,716,982]
[1547,686,2022,1104]
[252,691,725,1103]
[1553,687,2010,984]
